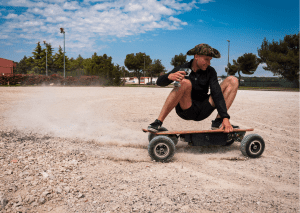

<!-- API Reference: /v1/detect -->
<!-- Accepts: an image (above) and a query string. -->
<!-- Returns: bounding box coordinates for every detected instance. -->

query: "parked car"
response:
[146,81,156,85]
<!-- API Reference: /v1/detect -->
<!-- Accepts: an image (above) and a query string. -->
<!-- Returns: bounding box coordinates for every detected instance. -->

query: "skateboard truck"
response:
[174,68,192,87]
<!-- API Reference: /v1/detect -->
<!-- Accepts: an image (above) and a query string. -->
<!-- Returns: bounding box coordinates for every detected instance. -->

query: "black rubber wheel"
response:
[148,127,178,146]
[240,134,265,158]
[148,136,175,162]
[223,133,235,146]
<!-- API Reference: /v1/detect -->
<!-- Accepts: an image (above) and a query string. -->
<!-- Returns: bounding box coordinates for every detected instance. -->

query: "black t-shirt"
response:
[156,59,230,119]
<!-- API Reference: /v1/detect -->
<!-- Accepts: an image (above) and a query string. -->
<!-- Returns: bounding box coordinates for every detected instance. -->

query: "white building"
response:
[122,77,158,84]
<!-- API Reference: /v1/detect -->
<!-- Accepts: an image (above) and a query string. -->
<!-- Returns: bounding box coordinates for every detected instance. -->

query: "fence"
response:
[0,74,111,86]
[241,79,297,88]
[13,69,86,78]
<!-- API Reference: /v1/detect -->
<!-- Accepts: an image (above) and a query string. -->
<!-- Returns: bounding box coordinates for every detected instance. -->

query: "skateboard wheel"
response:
[148,127,178,146]
[240,134,265,158]
[148,136,175,162]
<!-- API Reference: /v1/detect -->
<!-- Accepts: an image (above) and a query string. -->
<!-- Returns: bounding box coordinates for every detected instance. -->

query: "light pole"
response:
[227,40,230,76]
[143,54,146,84]
[60,28,65,79]
[43,41,48,76]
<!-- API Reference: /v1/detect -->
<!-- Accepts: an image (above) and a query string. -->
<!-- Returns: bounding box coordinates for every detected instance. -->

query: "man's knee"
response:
[180,79,192,90]
[227,76,239,87]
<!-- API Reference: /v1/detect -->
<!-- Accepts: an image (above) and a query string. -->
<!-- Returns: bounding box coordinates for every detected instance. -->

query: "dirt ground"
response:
[0,86,299,213]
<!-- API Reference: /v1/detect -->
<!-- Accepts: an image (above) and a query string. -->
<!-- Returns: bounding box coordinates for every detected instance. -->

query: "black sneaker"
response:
[211,118,239,130]
[147,119,163,133]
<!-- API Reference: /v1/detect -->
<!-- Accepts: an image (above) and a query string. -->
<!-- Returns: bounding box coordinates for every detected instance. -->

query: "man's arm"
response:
[156,72,173,86]
[157,62,191,87]
[209,68,230,119]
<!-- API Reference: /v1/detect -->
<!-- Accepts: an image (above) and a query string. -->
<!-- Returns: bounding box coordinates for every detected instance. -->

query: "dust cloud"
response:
[4,87,147,147]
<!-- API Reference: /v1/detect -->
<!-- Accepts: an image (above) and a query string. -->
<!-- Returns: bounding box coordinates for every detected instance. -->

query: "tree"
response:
[85,53,113,76]
[124,52,152,84]
[148,59,166,84]
[15,56,28,74]
[112,64,122,86]
[53,45,70,73]
[258,33,299,88]
[225,62,239,76]
[31,42,44,74]
[25,57,34,74]
[43,42,54,74]
[68,55,85,76]
[227,53,260,85]
[84,53,118,85]
[170,53,187,68]
[74,55,85,70]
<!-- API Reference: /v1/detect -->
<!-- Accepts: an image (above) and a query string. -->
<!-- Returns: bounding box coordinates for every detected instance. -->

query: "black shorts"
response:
[175,96,215,121]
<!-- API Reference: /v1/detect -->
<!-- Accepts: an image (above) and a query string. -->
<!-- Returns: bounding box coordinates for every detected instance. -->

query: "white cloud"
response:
[124,2,143,12]
[200,0,214,3]
[0,34,9,39]
[63,1,80,10]
[8,0,47,7]
[5,13,18,19]
[0,0,211,53]
[161,0,196,11]
[219,22,229,26]
[169,16,181,22]
[258,63,267,68]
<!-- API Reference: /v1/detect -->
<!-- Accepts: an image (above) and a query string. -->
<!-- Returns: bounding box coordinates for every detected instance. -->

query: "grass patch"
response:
[123,84,159,88]
[0,84,22,87]
[238,86,299,91]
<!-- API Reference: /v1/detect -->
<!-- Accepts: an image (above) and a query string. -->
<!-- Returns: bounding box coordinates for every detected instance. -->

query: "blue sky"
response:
[0,0,298,77]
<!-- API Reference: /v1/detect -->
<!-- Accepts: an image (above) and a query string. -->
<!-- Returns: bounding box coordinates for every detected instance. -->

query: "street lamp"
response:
[43,41,48,76]
[143,54,146,84]
[60,28,65,79]
[227,40,230,76]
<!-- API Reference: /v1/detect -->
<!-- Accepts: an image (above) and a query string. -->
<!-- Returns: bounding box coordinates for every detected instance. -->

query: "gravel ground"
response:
[0,86,299,213]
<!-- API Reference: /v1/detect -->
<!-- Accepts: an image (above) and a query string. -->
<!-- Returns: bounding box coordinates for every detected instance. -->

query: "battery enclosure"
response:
[183,133,228,146]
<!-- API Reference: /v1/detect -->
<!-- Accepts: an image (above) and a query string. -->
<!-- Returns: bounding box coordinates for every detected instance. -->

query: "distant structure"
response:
[0,58,16,74]
[122,77,158,84]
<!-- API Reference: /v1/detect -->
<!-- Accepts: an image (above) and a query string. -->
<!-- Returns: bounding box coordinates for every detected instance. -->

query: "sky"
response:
[0,0,298,77]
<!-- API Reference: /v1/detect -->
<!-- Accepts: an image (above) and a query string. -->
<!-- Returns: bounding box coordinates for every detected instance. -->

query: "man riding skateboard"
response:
[147,43,239,133]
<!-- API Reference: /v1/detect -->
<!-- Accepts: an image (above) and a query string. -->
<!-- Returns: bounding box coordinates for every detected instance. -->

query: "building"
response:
[122,77,158,84]
[0,58,16,74]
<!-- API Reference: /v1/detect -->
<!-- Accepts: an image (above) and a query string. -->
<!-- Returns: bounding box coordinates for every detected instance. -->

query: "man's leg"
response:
[148,79,192,132]
[208,76,239,119]
[158,79,192,122]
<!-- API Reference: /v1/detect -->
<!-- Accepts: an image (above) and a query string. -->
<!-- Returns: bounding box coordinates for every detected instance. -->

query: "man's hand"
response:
[168,71,186,82]
[220,118,233,133]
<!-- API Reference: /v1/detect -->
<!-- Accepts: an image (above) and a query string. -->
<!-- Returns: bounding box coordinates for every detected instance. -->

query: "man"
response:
[147,43,239,133]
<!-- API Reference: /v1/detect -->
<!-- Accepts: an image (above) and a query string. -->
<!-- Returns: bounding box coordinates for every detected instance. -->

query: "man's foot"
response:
[147,119,163,133]
[211,118,239,130]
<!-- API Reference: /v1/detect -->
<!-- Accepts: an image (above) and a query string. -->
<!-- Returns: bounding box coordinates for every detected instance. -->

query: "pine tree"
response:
[124,52,152,84]
[43,42,54,74]
[226,53,260,85]
[171,53,187,67]
[31,42,44,74]
[85,53,116,85]
[15,56,28,74]
[258,33,299,88]
[53,46,69,73]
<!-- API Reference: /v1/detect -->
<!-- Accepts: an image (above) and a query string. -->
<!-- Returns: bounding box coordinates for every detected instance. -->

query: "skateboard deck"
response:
[142,128,254,135]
